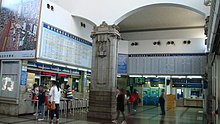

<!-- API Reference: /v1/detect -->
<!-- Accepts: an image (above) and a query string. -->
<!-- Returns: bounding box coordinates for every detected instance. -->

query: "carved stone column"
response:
[87,22,120,120]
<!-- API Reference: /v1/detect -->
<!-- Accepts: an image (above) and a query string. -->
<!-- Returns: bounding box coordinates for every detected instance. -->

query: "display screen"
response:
[39,23,92,68]
[134,77,145,85]
[0,0,41,59]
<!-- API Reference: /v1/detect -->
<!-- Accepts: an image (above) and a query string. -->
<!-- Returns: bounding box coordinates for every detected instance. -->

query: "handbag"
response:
[47,101,56,110]
[48,88,56,110]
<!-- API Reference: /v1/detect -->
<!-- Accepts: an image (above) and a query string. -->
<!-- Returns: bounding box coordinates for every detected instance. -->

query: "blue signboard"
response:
[172,78,187,84]
[118,54,128,74]
[187,79,202,84]
[20,71,27,86]
[186,84,202,88]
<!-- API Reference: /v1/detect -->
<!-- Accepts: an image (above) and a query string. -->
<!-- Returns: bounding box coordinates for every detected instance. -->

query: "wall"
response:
[128,38,206,54]
[119,28,207,54]
[37,0,94,58]
[51,0,210,25]
[121,28,205,40]
[118,40,128,54]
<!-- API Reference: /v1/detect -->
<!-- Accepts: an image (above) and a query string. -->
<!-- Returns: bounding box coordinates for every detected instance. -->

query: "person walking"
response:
[49,81,61,124]
[38,85,45,121]
[130,89,139,114]
[32,83,39,116]
[126,90,131,116]
[112,88,126,124]
[158,89,165,115]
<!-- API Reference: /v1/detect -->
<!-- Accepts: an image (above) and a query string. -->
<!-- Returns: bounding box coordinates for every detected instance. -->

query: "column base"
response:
[87,90,116,120]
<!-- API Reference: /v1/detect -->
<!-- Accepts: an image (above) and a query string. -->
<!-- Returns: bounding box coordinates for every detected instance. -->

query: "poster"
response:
[0,0,41,59]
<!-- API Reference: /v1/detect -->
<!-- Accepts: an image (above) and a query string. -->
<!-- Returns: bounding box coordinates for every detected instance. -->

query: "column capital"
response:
[91,21,120,39]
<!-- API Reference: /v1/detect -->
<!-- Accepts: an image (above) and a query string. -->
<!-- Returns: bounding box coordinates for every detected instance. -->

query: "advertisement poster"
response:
[0,0,41,59]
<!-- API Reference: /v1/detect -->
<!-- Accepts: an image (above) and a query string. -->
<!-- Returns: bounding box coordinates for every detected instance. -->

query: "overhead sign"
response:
[39,23,92,68]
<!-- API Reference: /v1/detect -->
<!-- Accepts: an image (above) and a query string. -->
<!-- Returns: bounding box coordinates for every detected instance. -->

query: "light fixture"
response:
[129,75,142,77]
[143,75,156,78]
[51,6,54,11]
[167,41,174,45]
[183,40,191,44]
[186,76,202,79]
[131,42,138,46]
[187,40,191,44]
[153,41,161,45]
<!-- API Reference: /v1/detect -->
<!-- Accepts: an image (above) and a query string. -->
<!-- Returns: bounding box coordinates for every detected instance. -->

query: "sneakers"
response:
[112,120,118,123]
[121,121,126,124]
[33,113,37,116]
[38,118,44,121]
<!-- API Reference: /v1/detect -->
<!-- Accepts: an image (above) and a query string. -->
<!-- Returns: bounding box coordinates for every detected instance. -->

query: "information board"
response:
[40,23,92,68]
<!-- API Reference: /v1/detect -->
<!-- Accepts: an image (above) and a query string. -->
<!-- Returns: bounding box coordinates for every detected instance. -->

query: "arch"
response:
[115,3,207,25]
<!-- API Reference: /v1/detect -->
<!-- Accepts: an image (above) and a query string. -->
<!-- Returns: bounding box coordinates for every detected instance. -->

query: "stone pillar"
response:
[87,22,120,120]
[206,53,213,123]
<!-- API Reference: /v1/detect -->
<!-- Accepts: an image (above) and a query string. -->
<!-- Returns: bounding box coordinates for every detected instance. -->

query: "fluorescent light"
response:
[67,65,78,69]
[157,75,170,78]
[36,59,52,65]
[78,68,88,71]
[187,76,202,79]
[171,76,186,79]
[129,75,142,77]
[53,63,66,67]
[143,75,156,78]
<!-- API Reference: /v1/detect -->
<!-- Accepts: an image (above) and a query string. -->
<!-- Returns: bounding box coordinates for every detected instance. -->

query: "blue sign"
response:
[118,54,127,74]
[20,71,27,86]
[187,79,202,84]
[186,84,202,88]
[172,78,187,84]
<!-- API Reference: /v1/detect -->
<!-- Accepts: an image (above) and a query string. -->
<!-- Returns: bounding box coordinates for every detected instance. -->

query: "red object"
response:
[45,95,49,105]
[58,74,67,77]
[33,95,37,104]
[129,93,138,103]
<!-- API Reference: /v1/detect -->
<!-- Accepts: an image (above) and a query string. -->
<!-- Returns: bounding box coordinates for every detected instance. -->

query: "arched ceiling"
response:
[51,0,209,25]
[118,5,206,32]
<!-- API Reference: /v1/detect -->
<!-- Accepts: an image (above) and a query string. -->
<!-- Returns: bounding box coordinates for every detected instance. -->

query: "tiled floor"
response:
[0,106,204,124]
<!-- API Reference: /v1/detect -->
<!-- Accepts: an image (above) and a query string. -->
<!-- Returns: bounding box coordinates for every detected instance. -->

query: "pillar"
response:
[206,53,213,123]
[87,22,120,120]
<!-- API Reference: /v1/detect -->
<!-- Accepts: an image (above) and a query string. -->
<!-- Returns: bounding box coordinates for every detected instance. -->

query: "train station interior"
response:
[0,0,220,124]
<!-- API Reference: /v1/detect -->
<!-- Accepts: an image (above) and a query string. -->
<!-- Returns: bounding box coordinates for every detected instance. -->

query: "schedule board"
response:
[39,23,92,68]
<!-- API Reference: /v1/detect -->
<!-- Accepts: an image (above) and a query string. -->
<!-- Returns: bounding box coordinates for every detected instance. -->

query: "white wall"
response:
[52,0,210,25]
[122,28,205,40]
[127,38,206,54]
[118,40,128,54]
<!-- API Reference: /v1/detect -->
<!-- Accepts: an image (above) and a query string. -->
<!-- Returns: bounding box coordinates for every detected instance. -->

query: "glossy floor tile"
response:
[0,106,204,124]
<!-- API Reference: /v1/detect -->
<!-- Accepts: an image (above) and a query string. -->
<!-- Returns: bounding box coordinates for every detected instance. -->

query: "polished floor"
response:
[0,106,204,124]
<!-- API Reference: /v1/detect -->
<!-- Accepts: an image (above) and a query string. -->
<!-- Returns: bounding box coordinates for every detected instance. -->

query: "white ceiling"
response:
[118,5,205,32]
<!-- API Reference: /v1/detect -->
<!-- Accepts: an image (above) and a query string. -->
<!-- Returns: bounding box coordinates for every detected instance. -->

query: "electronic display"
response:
[39,23,92,68]
[134,77,145,85]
